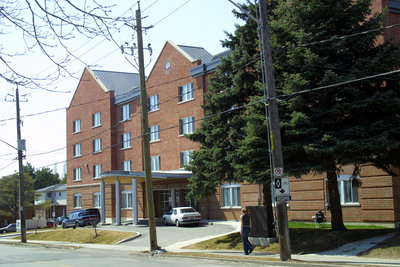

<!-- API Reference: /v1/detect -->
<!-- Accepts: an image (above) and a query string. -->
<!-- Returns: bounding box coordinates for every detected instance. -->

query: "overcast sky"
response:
[0,0,246,177]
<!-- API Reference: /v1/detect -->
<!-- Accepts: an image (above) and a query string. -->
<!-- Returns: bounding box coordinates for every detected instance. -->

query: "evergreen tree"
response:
[0,173,35,221]
[188,0,400,231]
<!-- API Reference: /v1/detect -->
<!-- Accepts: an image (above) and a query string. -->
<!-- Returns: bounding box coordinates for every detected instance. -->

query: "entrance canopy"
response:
[99,170,193,184]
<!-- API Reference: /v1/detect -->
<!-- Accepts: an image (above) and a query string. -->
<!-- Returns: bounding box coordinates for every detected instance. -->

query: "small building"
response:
[35,184,67,220]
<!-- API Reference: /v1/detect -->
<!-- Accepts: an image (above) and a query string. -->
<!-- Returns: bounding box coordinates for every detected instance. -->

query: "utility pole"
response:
[136,3,158,252]
[15,86,27,243]
[259,0,291,260]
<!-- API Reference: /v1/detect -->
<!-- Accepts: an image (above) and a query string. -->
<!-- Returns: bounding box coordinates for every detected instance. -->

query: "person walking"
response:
[240,208,253,255]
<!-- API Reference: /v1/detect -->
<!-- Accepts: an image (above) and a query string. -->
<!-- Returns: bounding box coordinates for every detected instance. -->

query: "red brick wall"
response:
[288,164,399,223]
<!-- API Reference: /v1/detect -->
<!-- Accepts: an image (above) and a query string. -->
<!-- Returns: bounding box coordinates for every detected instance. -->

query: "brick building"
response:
[66,1,400,226]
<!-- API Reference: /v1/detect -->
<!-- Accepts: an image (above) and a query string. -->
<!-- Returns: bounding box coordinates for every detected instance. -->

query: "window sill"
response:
[73,207,82,209]
[148,108,160,113]
[72,131,81,135]
[221,206,241,210]
[150,140,160,143]
[120,146,132,151]
[120,118,131,123]
[341,203,360,207]
[73,180,82,182]
[178,98,195,105]
[73,155,82,158]
[93,150,102,154]
[92,124,102,129]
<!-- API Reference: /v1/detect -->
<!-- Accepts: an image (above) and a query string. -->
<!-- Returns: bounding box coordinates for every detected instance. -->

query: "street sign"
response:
[274,177,291,202]
[275,195,292,202]
[274,167,283,177]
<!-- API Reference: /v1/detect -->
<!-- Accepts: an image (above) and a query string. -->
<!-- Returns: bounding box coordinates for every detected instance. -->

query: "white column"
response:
[171,189,176,208]
[115,178,121,225]
[100,180,106,224]
[132,178,138,225]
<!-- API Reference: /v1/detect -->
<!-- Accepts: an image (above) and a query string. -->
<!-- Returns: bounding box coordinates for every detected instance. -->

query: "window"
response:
[73,120,81,133]
[180,150,193,168]
[93,164,102,178]
[221,183,241,208]
[151,156,161,171]
[93,138,102,153]
[121,132,131,149]
[122,191,132,209]
[92,112,101,127]
[122,160,131,171]
[150,125,160,142]
[148,94,159,112]
[73,168,81,181]
[178,83,194,102]
[338,175,359,204]
[120,104,130,121]
[179,116,195,135]
[73,143,81,157]
[73,194,82,208]
[47,192,52,198]
[390,0,400,13]
[93,192,101,208]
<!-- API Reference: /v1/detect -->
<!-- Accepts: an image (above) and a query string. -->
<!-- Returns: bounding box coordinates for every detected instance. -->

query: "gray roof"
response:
[190,49,230,78]
[92,69,140,98]
[178,45,213,64]
[36,184,66,192]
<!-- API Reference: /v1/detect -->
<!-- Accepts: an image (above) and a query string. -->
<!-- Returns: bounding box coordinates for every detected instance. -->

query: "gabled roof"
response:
[177,45,213,64]
[36,184,66,193]
[190,49,231,77]
[91,69,140,98]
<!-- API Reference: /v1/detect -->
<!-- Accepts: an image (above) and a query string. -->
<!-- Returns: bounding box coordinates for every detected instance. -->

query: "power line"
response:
[152,0,192,26]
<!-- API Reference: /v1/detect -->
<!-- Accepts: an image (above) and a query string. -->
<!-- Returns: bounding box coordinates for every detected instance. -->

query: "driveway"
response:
[96,220,239,250]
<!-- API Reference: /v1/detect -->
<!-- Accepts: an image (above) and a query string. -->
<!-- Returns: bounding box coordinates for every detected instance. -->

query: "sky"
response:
[0,0,247,177]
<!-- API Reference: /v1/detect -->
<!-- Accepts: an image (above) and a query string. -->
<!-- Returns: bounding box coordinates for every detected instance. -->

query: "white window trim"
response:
[73,168,82,181]
[93,164,102,178]
[220,183,241,208]
[73,120,81,134]
[180,150,193,169]
[121,190,133,209]
[337,174,360,205]
[92,112,102,128]
[73,193,82,209]
[151,155,161,171]
[120,104,131,122]
[148,94,160,113]
[93,192,101,208]
[122,160,131,171]
[178,83,194,103]
[93,138,102,153]
[179,116,195,136]
[73,143,81,158]
[149,125,160,142]
[121,132,132,149]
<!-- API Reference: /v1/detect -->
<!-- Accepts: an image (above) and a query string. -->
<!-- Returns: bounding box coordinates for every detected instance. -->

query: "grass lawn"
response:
[184,222,395,255]
[14,228,137,245]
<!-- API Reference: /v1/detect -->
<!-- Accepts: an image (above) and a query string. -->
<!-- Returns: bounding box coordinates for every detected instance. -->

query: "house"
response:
[35,184,67,220]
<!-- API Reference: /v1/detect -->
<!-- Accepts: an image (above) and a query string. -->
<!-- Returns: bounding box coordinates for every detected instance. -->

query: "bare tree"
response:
[0,0,133,89]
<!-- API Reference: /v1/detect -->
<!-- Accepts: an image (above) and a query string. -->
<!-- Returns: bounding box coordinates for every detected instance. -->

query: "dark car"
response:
[0,223,16,233]
[62,208,101,229]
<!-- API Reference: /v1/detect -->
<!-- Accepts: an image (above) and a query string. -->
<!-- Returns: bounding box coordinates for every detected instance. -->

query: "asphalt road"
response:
[0,244,272,267]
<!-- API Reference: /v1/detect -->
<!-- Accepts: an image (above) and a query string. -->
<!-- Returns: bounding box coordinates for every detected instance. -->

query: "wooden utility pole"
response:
[259,0,291,261]
[16,86,27,243]
[136,5,158,252]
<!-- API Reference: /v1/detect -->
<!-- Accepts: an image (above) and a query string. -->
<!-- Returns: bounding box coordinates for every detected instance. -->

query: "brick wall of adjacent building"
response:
[288,164,399,224]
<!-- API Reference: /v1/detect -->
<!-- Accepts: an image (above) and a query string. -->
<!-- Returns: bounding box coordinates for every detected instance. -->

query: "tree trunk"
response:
[326,166,347,231]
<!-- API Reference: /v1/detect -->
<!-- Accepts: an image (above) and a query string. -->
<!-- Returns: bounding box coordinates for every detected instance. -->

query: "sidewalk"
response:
[0,221,399,267]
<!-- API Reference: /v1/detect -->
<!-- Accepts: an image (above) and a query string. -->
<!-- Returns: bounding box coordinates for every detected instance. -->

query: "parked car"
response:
[162,207,201,227]
[0,223,16,233]
[62,208,101,229]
